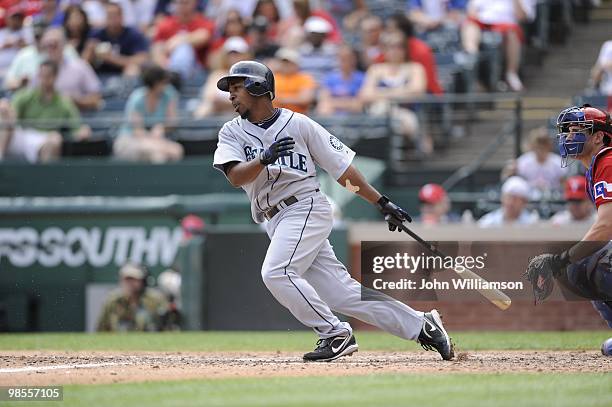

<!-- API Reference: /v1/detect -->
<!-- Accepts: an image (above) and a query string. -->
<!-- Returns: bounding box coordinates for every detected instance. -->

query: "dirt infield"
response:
[0,350,610,386]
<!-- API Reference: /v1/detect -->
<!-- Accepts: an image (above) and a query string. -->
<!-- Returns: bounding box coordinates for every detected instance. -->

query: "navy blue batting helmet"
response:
[217,61,275,100]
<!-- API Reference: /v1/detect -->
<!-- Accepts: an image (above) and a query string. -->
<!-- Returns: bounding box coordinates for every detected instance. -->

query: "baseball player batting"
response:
[525,105,612,336]
[213,61,454,362]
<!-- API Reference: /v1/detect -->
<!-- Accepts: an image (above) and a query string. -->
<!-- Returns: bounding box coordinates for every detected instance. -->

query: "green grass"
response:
[5,373,611,407]
[2,332,610,407]
[1,330,609,352]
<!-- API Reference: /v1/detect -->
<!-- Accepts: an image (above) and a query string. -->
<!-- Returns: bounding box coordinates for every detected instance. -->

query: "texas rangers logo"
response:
[594,181,612,200]
[329,135,344,151]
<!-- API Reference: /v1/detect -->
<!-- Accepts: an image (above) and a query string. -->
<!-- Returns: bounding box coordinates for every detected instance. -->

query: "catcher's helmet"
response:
[216,60,275,100]
[556,105,612,167]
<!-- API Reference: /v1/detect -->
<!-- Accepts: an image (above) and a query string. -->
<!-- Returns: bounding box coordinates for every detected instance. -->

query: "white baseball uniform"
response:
[214,108,424,339]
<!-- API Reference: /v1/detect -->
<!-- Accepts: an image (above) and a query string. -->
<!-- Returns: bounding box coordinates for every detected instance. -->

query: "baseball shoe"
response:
[303,334,358,362]
[418,309,455,361]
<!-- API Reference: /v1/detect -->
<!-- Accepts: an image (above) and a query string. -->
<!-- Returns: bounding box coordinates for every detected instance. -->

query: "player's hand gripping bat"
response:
[384,213,512,311]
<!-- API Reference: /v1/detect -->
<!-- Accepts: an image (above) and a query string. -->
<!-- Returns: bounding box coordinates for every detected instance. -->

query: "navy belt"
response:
[264,189,319,220]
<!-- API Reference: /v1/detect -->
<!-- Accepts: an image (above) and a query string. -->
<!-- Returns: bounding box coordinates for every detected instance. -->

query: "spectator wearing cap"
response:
[115,64,183,162]
[478,176,539,227]
[247,15,280,63]
[278,0,342,48]
[194,36,252,118]
[590,40,612,97]
[418,183,454,225]
[514,127,567,194]
[84,2,149,77]
[297,16,338,85]
[0,5,32,76]
[152,0,215,79]
[97,262,172,332]
[462,0,536,92]
[273,47,316,114]
[550,176,596,226]
[316,44,364,116]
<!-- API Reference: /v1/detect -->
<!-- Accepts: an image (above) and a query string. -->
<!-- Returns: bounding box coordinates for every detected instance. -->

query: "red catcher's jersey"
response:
[587,147,612,209]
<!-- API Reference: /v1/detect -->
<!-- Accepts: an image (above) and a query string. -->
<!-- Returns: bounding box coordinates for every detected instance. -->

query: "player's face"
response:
[39,65,56,91]
[501,194,527,220]
[566,124,592,158]
[383,41,406,64]
[228,78,254,120]
[567,199,592,221]
[121,277,144,298]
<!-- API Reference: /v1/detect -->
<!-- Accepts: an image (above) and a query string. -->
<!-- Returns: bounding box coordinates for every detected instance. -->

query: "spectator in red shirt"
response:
[152,0,214,79]
[386,13,443,95]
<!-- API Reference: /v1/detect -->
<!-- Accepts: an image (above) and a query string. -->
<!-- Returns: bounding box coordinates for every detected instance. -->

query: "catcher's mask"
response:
[556,105,612,167]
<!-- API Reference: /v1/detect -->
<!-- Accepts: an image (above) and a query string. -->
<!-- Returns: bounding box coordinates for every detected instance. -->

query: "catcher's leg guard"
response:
[592,301,612,328]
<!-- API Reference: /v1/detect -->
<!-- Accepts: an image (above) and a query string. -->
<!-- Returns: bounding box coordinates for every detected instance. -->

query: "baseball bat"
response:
[387,216,512,310]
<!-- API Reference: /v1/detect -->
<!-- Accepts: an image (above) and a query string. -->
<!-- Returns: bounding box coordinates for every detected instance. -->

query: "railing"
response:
[387,93,523,179]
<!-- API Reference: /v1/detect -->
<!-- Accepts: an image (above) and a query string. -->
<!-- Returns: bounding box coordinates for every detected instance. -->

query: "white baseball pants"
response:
[262,192,424,339]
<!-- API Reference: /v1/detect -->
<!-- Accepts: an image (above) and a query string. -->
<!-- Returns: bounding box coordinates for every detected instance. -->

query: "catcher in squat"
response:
[525,105,612,329]
[213,60,454,362]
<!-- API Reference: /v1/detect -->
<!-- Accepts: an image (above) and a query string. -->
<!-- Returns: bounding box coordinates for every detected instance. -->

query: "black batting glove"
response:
[376,195,412,232]
[259,136,295,165]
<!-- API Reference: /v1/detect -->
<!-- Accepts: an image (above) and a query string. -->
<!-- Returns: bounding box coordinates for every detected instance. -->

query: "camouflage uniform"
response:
[96,287,171,332]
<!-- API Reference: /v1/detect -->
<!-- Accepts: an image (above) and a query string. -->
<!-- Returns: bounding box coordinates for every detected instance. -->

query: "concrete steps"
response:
[417,4,612,172]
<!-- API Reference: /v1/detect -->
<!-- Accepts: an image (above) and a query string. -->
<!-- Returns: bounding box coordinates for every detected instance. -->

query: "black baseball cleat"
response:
[418,309,455,361]
[303,334,358,362]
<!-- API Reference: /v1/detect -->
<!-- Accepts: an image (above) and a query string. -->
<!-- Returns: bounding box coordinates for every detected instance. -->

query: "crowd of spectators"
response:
[414,125,601,227]
[0,0,568,163]
[416,173,595,228]
[0,0,605,229]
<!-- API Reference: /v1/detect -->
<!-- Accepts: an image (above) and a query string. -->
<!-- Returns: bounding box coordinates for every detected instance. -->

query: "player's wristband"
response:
[259,150,271,165]
[375,195,389,209]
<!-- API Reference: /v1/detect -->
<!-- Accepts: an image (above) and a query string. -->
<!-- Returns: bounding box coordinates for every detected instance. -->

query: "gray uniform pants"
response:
[262,192,424,339]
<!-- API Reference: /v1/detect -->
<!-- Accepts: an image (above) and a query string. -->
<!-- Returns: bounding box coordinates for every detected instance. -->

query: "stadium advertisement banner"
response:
[0,217,182,281]
[361,241,612,304]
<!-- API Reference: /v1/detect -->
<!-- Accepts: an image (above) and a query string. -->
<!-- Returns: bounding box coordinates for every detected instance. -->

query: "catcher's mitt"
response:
[524,252,570,304]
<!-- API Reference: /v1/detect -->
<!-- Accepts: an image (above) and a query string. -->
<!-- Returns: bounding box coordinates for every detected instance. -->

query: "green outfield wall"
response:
[0,197,347,332]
